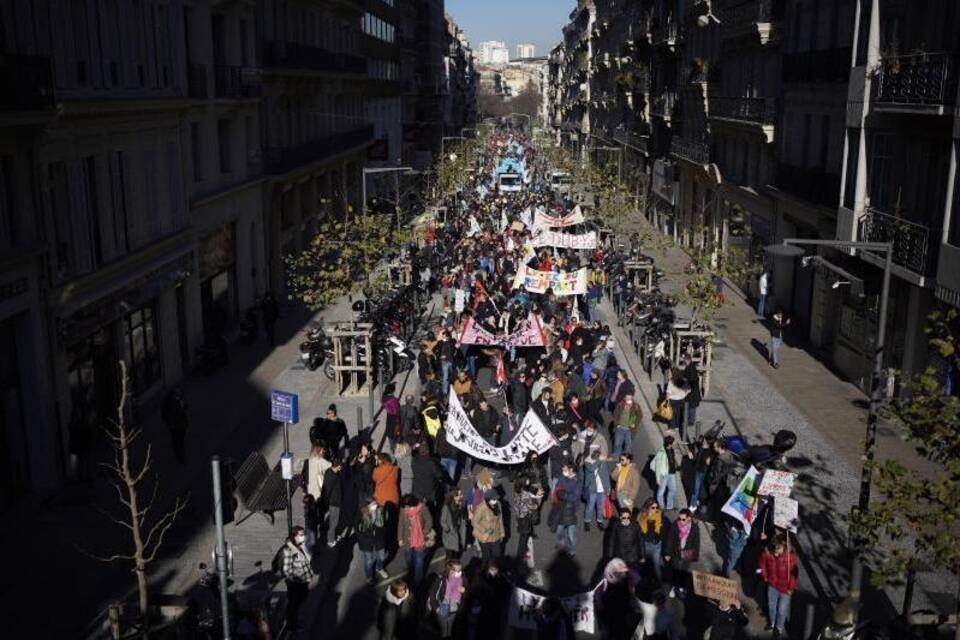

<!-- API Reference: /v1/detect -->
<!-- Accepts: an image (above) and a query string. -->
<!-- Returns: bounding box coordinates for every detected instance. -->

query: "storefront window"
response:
[125,304,161,394]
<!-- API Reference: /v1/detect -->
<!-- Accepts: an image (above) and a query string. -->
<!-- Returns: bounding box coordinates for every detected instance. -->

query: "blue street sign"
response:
[270,390,299,424]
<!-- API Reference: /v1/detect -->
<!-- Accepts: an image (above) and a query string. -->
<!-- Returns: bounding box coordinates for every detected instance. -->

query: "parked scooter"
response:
[299,324,331,372]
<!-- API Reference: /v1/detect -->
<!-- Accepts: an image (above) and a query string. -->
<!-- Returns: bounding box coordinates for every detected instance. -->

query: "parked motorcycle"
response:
[299,324,332,372]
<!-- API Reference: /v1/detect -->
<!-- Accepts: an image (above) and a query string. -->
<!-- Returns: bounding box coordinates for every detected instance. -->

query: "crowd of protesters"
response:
[274,130,800,639]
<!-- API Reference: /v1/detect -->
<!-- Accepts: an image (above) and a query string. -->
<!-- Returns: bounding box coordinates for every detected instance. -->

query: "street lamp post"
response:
[767,238,893,597]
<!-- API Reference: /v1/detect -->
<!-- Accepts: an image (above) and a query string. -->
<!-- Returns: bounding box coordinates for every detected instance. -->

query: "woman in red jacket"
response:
[758,535,799,638]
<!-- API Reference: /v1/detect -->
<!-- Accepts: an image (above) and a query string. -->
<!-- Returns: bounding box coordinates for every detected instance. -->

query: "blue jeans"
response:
[686,402,698,427]
[757,293,767,317]
[441,457,457,484]
[555,523,577,554]
[466,353,477,378]
[588,301,598,323]
[441,360,453,395]
[642,541,662,579]
[690,471,705,508]
[407,547,427,587]
[613,426,632,457]
[771,336,782,366]
[724,527,749,577]
[363,548,386,580]
[657,473,677,510]
[584,490,605,523]
[767,586,792,633]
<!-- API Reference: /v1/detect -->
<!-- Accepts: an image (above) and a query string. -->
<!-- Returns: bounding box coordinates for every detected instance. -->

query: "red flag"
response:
[495,351,507,386]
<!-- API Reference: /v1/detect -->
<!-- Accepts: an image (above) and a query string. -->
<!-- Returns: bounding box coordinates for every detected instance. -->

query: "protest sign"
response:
[757,470,797,498]
[533,206,585,229]
[692,571,741,605]
[458,314,546,348]
[508,584,596,634]
[773,496,799,533]
[529,230,598,250]
[512,265,589,296]
[445,389,557,464]
[721,466,762,534]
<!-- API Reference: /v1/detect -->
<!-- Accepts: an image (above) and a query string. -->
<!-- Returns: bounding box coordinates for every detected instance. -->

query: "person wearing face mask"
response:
[358,498,389,584]
[280,525,314,633]
[378,580,417,640]
[470,489,505,563]
[611,393,643,458]
[427,559,468,638]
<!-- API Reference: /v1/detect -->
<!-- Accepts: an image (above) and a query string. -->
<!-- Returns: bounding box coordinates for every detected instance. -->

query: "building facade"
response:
[548,0,960,393]
[477,40,510,65]
[517,43,537,60]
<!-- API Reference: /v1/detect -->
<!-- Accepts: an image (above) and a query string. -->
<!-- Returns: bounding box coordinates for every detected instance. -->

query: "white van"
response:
[498,172,523,193]
[549,171,572,196]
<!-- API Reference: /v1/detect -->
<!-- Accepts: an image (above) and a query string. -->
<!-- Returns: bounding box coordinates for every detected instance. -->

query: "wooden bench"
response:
[233,452,288,525]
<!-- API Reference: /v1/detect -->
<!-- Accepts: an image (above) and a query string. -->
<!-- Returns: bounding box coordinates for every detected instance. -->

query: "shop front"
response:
[199,223,237,341]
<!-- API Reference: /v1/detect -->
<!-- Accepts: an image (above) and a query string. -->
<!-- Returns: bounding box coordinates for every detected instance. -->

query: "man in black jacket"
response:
[509,370,529,417]
[472,398,500,442]
[411,445,444,507]
[322,458,344,547]
[310,404,349,456]
[399,396,421,445]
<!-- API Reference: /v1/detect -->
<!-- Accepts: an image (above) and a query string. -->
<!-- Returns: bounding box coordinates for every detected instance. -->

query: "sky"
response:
[445,0,575,59]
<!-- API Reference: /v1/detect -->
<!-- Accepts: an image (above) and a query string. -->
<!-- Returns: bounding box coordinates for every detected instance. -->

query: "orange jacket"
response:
[373,463,400,506]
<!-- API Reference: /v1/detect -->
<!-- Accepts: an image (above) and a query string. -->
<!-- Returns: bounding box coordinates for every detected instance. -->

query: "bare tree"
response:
[78,361,189,638]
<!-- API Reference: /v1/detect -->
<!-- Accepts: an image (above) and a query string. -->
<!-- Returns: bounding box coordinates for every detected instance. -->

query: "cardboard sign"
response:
[692,570,741,605]
[757,470,797,499]
[508,584,596,634]
[773,496,799,533]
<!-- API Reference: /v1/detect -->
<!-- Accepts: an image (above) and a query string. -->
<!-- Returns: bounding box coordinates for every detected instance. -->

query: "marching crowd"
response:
[275,131,800,640]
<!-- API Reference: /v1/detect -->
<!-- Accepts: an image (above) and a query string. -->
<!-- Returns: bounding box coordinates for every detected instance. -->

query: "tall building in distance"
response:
[516,43,537,60]
[477,40,510,65]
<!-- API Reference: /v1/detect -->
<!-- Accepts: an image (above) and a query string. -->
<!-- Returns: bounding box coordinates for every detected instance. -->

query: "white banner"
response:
[533,205,585,229]
[445,389,557,464]
[508,584,596,634]
[512,265,589,296]
[529,230,598,250]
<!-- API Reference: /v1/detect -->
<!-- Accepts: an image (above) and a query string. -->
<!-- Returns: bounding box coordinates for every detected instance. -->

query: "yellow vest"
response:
[423,410,441,438]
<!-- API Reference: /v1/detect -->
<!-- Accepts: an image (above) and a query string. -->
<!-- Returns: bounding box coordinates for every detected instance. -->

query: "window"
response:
[49,162,73,274]
[83,156,102,266]
[240,19,249,66]
[218,118,231,173]
[191,122,203,182]
[0,156,15,251]
[843,128,859,209]
[109,151,130,254]
[125,303,161,394]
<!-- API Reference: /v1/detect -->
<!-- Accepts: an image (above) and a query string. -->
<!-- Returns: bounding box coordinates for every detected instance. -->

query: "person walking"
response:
[280,526,314,634]
[610,452,641,511]
[581,449,612,532]
[322,457,345,547]
[513,476,544,566]
[665,376,690,440]
[722,518,749,577]
[440,487,467,558]
[757,270,769,318]
[551,463,580,555]
[398,494,435,588]
[611,393,642,458]
[358,498,389,583]
[759,535,799,637]
[378,581,417,640]
[161,388,188,465]
[427,558,467,639]
[682,355,702,431]
[652,435,680,511]
[662,508,701,586]
[303,444,332,551]
[770,310,790,369]
[260,291,279,346]
[609,507,643,566]
[470,489,505,563]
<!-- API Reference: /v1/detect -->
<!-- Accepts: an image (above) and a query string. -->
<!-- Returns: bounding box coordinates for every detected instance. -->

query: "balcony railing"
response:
[720,0,775,29]
[613,130,649,153]
[650,22,678,47]
[264,125,374,174]
[670,137,710,164]
[859,207,939,276]
[0,54,54,111]
[214,65,260,98]
[650,92,677,118]
[187,62,207,98]
[264,40,366,75]
[783,47,852,84]
[871,52,958,108]
[775,163,841,208]
[710,96,776,124]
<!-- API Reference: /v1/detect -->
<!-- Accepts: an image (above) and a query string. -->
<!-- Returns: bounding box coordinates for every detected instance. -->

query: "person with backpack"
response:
[358,497,389,584]
[426,558,467,638]
[277,526,314,633]
[611,393,642,458]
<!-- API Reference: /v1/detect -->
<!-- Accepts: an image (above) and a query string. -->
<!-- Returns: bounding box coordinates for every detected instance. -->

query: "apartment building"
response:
[445,17,479,137]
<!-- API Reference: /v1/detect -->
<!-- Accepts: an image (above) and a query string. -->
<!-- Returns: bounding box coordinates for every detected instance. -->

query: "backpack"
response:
[271,544,286,577]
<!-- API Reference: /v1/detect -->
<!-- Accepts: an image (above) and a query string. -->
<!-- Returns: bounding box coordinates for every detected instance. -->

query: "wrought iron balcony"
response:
[650,22,678,48]
[187,62,207,98]
[264,125,374,174]
[214,65,260,99]
[774,163,841,208]
[613,130,649,153]
[263,40,366,75]
[0,54,54,111]
[859,207,939,276]
[650,92,677,119]
[871,52,958,111]
[670,137,710,164]
[710,96,776,124]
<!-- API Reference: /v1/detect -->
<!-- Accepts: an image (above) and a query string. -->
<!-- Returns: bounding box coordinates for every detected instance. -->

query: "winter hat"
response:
[484,489,499,501]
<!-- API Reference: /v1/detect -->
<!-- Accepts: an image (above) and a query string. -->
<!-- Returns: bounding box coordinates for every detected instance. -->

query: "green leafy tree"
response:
[850,308,960,636]
[284,213,410,310]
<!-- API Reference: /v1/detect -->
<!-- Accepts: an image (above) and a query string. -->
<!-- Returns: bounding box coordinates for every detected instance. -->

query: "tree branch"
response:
[74,542,135,564]
[132,444,152,485]
[91,503,134,531]
[142,496,189,564]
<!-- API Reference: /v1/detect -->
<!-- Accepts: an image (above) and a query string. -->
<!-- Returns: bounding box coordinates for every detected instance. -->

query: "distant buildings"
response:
[516,43,537,60]
[478,40,510,65]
